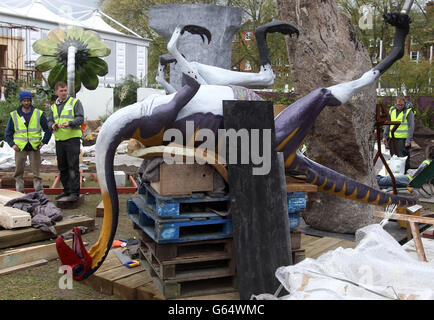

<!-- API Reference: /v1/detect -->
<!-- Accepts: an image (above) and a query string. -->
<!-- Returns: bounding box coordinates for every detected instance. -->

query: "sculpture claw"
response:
[383,12,411,29]
[181,25,212,44]
[255,20,300,38]
[56,227,92,281]
[159,53,177,66]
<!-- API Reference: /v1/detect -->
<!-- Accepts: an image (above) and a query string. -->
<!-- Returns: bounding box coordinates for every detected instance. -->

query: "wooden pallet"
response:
[135,226,234,261]
[141,256,238,300]
[139,239,236,281]
[138,181,229,218]
[128,197,232,243]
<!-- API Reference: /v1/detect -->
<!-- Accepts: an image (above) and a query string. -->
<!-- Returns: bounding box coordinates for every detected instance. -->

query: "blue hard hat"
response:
[19,91,32,102]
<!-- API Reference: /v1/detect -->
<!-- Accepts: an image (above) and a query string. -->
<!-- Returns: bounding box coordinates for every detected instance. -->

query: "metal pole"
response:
[97,10,144,39]
[429,45,433,90]
[378,39,383,90]
[67,46,76,97]
[401,0,414,14]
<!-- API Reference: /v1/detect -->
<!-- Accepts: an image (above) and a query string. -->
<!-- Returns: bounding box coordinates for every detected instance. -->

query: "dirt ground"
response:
[0,172,138,300]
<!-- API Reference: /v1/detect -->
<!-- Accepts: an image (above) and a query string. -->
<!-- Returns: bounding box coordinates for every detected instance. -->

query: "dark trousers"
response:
[388,138,411,173]
[56,138,80,195]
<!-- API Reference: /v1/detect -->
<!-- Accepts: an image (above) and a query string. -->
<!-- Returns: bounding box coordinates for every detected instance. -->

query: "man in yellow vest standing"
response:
[48,81,84,202]
[382,96,415,173]
[4,91,52,193]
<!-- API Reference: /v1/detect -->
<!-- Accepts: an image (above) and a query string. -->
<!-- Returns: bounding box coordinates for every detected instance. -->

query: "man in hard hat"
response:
[4,91,52,193]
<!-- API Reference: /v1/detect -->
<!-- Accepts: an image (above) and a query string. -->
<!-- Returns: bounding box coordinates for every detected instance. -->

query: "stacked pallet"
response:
[128,168,236,299]
[287,191,307,263]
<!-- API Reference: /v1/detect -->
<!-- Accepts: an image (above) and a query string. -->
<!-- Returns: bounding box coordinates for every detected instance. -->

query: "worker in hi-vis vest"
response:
[47,81,84,202]
[4,91,52,193]
[382,96,415,173]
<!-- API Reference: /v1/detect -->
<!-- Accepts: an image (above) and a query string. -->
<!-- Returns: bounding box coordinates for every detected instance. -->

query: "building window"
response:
[244,60,252,71]
[244,32,252,41]
[410,37,417,46]
[0,45,6,68]
[410,51,419,61]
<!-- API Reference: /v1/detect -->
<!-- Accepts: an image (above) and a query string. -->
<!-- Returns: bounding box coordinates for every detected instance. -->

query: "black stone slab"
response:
[223,100,292,300]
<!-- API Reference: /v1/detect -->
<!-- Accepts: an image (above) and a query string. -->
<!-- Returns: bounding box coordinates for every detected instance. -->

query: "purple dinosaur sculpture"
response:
[56,12,416,281]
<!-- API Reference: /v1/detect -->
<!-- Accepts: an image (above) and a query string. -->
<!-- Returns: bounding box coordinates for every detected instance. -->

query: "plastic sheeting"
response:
[0,141,15,169]
[254,224,434,300]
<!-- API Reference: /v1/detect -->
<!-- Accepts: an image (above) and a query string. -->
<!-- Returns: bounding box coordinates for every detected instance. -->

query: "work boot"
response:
[55,192,69,200]
[64,194,80,202]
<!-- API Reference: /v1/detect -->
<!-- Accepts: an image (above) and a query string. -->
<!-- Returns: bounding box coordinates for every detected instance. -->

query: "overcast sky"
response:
[3,0,99,19]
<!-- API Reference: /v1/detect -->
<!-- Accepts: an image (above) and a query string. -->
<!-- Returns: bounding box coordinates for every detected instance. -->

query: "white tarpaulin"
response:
[0,141,15,169]
[254,224,434,300]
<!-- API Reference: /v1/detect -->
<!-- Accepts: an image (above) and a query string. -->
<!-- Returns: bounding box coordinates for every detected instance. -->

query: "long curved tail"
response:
[88,103,143,278]
[291,153,417,207]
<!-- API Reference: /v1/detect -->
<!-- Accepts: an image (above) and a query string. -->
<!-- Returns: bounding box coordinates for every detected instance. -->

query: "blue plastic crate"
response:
[288,198,306,213]
[127,197,232,243]
[287,192,306,199]
[288,212,300,228]
[136,180,230,219]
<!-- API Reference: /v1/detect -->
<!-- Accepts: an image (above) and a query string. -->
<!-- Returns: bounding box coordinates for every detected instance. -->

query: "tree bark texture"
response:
[277,0,379,233]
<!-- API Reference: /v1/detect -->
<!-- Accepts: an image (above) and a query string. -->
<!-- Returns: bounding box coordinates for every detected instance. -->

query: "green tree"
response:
[99,0,290,89]
[99,0,235,87]
[230,0,293,90]
[335,0,433,82]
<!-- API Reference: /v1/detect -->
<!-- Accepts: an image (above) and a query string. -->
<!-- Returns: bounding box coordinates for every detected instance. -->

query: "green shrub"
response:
[0,97,19,141]
[4,79,19,100]
[114,75,141,109]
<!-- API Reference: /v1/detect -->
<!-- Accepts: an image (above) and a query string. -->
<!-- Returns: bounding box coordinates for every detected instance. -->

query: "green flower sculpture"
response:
[33,26,111,93]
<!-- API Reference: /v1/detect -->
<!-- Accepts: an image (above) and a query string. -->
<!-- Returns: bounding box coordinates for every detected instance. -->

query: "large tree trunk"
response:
[277,0,379,233]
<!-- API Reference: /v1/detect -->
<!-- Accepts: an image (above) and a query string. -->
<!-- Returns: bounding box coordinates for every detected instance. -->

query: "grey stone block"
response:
[149,4,242,90]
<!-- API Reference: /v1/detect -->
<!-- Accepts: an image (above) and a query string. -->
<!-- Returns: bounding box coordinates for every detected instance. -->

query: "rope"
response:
[379,204,397,228]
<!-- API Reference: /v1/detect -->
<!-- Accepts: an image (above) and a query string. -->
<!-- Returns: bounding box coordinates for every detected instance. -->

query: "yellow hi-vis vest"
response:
[51,97,82,141]
[407,159,431,182]
[389,107,412,139]
[10,108,42,151]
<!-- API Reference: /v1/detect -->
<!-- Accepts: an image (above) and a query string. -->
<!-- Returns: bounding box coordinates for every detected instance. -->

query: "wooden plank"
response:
[301,234,321,246]
[286,183,318,192]
[180,292,240,300]
[0,176,34,188]
[130,144,229,183]
[96,200,104,217]
[301,234,356,259]
[56,194,85,209]
[0,204,32,229]
[0,189,25,205]
[0,240,77,269]
[137,281,165,300]
[0,259,47,275]
[409,221,427,262]
[373,211,434,225]
[0,215,95,249]
[84,262,146,295]
[113,271,153,300]
[150,163,214,196]
[403,226,434,261]
[304,237,344,259]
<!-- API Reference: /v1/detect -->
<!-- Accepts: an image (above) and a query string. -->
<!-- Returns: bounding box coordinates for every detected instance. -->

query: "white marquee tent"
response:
[0,0,150,87]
